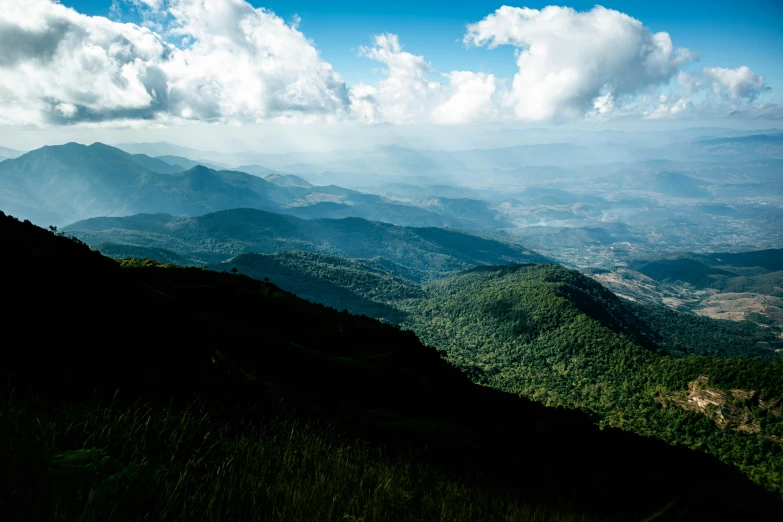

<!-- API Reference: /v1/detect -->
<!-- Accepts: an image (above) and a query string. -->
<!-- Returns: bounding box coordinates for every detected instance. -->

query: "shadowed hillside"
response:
[3,210,783,521]
[65,208,552,281]
[209,251,423,322]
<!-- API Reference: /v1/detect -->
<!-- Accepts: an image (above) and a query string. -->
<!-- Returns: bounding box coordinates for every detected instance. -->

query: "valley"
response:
[2,127,783,519]
[3,1,783,519]
[7,210,783,521]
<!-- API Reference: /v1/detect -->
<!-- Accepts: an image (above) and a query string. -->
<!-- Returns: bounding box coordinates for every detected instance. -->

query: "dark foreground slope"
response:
[2,212,782,521]
[208,252,783,495]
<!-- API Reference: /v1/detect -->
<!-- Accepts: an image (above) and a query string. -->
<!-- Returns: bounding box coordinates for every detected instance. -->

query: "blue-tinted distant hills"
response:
[0,143,285,226]
[0,142,484,228]
[64,207,552,281]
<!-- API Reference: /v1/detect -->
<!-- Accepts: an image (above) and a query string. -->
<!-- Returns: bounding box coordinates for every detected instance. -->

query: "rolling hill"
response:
[612,171,709,198]
[3,209,782,521]
[692,134,783,160]
[194,250,783,493]
[395,264,783,496]
[705,248,783,272]
[211,251,423,323]
[629,257,736,286]
[65,208,551,281]
[263,173,314,187]
[94,230,783,496]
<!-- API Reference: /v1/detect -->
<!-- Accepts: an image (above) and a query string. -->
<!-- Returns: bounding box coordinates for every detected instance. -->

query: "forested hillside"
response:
[5,210,782,520]
[396,265,783,496]
[187,252,783,496]
[211,251,423,322]
[65,208,551,281]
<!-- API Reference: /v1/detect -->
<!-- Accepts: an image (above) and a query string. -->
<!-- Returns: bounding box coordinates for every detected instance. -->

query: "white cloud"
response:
[163,0,350,122]
[0,0,173,126]
[351,33,442,124]
[464,5,696,122]
[638,66,771,120]
[703,66,769,100]
[0,0,349,126]
[431,71,501,124]
[0,1,777,127]
[352,34,503,125]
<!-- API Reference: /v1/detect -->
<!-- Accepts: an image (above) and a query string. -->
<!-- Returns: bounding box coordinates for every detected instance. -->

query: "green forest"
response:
[3,211,783,520]
[185,253,783,497]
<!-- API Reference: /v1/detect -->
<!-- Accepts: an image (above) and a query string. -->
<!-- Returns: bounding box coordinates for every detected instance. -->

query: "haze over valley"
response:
[2,0,783,520]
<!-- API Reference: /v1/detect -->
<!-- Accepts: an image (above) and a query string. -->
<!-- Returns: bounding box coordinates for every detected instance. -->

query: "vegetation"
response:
[707,270,783,295]
[628,249,783,288]
[3,210,782,520]
[628,301,782,358]
[66,207,551,281]
[629,257,735,286]
[113,255,783,498]
[395,265,783,497]
[4,397,601,522]
[213,251,423,322]
[704,248,783,272]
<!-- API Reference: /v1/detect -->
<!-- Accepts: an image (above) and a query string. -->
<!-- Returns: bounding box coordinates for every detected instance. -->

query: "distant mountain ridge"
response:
[629,248,783,287]
[0,143,286,225]
[0,142,488,228]
[154,154,227,171]
[65,208,552,281]
[0,146,24,159]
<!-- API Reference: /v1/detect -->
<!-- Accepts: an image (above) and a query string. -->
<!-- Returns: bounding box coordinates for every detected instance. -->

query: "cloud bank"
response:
[0,0,349,126]
[0,1,775,127]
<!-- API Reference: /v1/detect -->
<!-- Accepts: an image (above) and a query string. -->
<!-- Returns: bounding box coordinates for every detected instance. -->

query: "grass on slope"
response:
[2,395,598,522]
[5,210,782,520]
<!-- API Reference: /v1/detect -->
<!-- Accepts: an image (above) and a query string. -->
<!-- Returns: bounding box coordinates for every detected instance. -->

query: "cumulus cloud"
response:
[351,34,502,125]
[636,66,771,120]
[0,0,349,126]
[431,71,501,124]
[351,33,442,124]
[164,0,349,122]
[703,66,769,100]
[0,1,776,127]
[464,5,696,121]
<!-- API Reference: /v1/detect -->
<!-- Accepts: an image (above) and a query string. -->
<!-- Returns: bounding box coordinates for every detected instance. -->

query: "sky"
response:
[0,0,781,150]
[60,0,783,92]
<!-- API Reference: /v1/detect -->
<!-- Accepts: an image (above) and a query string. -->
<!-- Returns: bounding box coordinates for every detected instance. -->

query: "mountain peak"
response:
[184,164,216,175]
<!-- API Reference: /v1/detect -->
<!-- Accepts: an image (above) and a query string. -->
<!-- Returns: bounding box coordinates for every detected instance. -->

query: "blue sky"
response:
[61,0,783,101]
[1,0,780,136]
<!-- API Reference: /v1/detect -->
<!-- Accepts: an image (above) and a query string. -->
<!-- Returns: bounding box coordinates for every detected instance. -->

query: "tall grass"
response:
[0,394,604,522]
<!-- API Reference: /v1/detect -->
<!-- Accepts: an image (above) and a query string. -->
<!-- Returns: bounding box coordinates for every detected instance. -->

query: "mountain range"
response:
[60,201,783,494]
[112,133,783,180]
[64,207,550,281]
[0,142,492,228]
[3,209,782,521]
